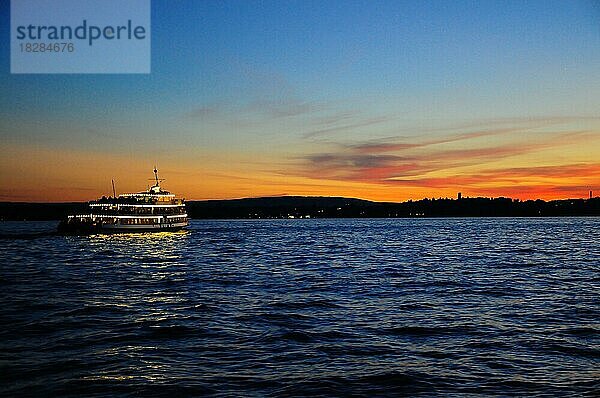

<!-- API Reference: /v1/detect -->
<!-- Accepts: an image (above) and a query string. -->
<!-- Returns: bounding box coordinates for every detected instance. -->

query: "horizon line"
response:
[2,193,598,205]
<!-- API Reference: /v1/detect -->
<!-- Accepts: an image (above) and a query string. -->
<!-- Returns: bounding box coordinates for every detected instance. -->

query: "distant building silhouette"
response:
[457,192,462,200]
[591,190,593,199]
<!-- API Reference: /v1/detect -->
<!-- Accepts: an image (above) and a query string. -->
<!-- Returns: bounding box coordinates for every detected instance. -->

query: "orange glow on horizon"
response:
[2,122,599,203]
[1,143,597,203]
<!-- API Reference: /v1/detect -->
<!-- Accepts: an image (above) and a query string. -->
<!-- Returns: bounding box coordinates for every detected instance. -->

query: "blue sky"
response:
[1,0,599,201]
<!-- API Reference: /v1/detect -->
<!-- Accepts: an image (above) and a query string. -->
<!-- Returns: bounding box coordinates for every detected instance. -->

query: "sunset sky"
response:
[1,0,599,202]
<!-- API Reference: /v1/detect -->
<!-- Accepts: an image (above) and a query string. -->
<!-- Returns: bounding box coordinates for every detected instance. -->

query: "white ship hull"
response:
[100,220,188,231]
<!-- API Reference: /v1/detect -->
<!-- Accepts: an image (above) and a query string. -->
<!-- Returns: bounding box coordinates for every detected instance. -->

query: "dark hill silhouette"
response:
[1,196,599,220]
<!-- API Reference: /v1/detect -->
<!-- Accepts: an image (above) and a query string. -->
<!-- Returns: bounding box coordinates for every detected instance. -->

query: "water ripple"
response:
[0,218,598,396]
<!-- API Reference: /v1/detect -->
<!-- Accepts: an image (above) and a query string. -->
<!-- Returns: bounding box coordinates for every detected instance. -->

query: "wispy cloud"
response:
[187,106,220,119]
[244,98,321,119]
[185,98,327,125]
[390,163,600,186]
[348,127,521,154]
[303,115,600,142]
[302,115,393,139]
[294,125,599,190]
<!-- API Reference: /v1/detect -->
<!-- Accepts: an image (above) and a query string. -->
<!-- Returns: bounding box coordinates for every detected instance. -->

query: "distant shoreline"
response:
[1,196,599,221]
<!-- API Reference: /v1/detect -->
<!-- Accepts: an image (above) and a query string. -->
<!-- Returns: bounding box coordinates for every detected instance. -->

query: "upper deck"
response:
[89,196,185,206]
[89,168,185,207]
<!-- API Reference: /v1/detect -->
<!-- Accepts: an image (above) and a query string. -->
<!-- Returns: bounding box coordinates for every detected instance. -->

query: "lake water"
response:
[1,218,598,396]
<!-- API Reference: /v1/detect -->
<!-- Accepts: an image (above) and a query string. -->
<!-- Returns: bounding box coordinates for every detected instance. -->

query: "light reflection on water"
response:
[0,218,598,396]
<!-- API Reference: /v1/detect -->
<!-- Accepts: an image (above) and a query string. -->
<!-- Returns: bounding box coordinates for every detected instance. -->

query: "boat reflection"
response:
[86,229,191,242]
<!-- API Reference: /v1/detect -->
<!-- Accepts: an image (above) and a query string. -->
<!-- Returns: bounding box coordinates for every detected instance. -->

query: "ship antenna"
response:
[112,179,116,198]
[149,167,165,190]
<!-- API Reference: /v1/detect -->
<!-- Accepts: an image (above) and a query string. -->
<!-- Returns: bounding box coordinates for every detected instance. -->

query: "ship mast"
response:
[148,167,165,193]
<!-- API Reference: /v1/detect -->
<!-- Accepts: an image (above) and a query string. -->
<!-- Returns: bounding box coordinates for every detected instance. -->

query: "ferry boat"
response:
[58,168,188,234]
